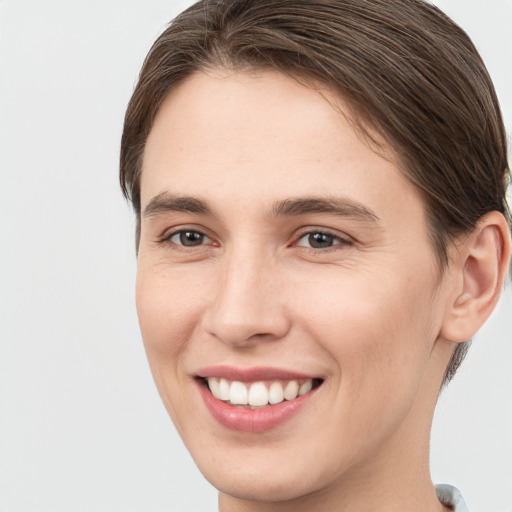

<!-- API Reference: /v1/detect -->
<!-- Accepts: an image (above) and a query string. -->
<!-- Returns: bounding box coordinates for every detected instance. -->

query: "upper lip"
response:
[196,365,319,382]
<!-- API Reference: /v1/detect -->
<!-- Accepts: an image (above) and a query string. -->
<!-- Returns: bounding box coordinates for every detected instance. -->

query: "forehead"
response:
[141,69,424,227]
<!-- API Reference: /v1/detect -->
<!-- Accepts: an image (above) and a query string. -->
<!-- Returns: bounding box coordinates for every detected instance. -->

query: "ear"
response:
[440,211,511,343]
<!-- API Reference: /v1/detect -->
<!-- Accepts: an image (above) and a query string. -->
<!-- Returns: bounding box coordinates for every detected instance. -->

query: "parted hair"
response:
[120,0,510,384]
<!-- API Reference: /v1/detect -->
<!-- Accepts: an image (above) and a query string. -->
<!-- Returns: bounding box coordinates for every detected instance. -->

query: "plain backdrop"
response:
[0,1,511,511]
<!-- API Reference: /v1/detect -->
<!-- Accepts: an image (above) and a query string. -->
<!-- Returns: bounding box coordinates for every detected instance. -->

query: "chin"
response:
[187,439,337,504]
[205,465,320,503]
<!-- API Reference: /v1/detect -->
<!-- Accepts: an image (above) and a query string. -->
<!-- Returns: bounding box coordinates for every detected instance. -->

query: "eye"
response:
[295,231,351,249]
[168,230,212,247]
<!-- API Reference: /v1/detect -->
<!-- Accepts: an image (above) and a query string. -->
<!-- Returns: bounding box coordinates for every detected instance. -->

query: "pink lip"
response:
[196,365,314,382]
[195,366,322,433]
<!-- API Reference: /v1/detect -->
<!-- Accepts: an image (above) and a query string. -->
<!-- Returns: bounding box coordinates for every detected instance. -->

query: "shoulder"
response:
[436,484,470,512]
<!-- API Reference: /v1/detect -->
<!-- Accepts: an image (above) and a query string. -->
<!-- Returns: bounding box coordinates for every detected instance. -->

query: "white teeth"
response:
[219,378,230,400]
[229,381,248,405]
[248,382,268,406]
[206,377,317,406]
[299,380,312,395]
[268,381,284,404]
[283,380,299,400]
[208,377,221,399]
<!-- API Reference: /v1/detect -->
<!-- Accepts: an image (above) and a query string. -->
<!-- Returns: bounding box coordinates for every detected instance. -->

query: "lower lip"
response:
[197,380,317,433]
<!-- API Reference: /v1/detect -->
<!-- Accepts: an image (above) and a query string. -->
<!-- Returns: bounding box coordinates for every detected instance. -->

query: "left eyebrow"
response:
[272,197,380,224]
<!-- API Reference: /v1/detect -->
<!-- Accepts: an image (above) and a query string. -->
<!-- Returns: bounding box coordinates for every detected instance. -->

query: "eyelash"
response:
[157,229,214,249]
[157,228,353,252]
[294,230,353,251]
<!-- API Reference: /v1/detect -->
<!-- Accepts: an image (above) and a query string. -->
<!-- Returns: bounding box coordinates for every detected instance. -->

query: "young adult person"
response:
[120,1,511,510]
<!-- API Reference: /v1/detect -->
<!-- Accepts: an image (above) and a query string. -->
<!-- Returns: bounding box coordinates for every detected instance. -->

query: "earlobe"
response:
[440,211,511,343]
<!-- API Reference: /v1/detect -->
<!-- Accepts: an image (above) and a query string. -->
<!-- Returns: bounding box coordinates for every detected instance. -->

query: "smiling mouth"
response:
[200,377,324,408]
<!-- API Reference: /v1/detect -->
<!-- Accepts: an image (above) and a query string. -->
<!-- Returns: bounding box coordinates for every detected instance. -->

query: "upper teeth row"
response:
[206,378,313,407]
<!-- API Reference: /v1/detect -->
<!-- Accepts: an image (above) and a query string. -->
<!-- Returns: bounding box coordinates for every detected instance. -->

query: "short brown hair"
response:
[120,0,510,383]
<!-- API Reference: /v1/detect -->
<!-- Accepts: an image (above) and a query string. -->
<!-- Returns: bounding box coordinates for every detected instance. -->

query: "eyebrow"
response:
[143,192,214,217]
[272,197,380,223]
[143,193,379,224]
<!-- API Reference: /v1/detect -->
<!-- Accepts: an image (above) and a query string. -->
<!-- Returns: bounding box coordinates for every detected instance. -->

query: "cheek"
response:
[294,271,440,465]
[135,264,201,369]
[135,264,207,434]
[302,266,439,394]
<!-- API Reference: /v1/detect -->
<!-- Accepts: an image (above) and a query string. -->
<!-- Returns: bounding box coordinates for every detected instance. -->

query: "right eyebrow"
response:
[143,192,214,218]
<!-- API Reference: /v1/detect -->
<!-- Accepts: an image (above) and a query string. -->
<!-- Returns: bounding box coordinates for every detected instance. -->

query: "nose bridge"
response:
[206,241,289,345]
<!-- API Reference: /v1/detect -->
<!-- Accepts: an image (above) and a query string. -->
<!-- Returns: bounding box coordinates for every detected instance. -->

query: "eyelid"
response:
[157,226,216,247]
[155,225,353,250]
[172,231,212,246]
[293,228,354,248]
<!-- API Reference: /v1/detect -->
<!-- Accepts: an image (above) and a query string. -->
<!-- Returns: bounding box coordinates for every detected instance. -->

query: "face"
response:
[137,70,454,505]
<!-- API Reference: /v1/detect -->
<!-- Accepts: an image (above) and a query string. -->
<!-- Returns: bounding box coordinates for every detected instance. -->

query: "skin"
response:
[135,69,508,512]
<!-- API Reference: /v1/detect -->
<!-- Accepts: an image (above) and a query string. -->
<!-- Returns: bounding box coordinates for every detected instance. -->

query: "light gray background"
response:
[0,1,510,511]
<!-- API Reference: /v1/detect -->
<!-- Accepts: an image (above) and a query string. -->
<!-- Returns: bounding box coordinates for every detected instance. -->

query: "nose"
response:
[203,248,291,347]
